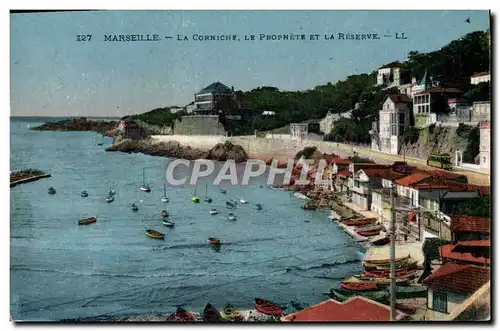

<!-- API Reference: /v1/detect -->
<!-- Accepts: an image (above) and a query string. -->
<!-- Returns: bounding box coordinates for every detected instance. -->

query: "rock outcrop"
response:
[31,117,118,136]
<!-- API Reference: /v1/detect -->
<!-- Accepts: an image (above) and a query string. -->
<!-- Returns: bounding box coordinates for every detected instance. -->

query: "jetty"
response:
[10,169,51,188]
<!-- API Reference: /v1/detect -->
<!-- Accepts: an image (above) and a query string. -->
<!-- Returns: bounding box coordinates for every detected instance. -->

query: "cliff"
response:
[401,123,480,163]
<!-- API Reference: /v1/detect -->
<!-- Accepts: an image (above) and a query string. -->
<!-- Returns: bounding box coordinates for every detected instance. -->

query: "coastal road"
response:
[334,142,490,186]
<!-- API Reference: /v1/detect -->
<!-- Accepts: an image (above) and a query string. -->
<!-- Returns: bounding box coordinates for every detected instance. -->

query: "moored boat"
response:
[140,169,151,192]
[228,213,237,221]
[131,203,139,211]
[371,236,390,246]
[161,210,169,217]
[363,260,418,272]
[207,237,220,245]
[203,184,212,203]
[203,303,221,322]
[340,281,378,292]
[209,209,218,215]
[329,288,388,303]
[78,217,97,225]
[256,203,263,210]
[341,217,376,227]
[352,273,414,285]
[105,196,114,203]
[240,199,248,204]
[168,307,198,322]
[220,303,243,321]
[254,298,283,316]
[226,201,236,209]
[48,187,56,195]
[145,229,165,240]
[80,190,88,197]
[220,189,227,194]
[161,184,169,203]
[162,220,175,227]
[356,229,380,237]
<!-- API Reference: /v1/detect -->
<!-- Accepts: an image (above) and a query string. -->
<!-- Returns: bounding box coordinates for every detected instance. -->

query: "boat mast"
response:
[205,183,208,196]
[143,169,145,186]
[164,183,167,196]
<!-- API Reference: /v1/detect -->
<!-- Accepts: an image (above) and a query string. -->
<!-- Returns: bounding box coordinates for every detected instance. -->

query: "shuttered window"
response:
[432,291,448,313]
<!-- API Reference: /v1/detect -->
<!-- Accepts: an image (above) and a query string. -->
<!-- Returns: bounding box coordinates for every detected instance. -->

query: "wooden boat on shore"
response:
[167,307,198,322]
[364,260,418,272]
[207,237,220,245]
[145,229,165,240]
[363,269,417,279]
[162,220,175,227]
[48,187,56,195]
[364,255,411,266]
[78,217,96,225]
[228,213,237,221]
[356,229,380,237]
[254,298,283,316]
[329,288,388,303]
[371,236,390,246]
[354,224,384,232]
[203,303,221,322]
[220,303,244,321]
[340,281,378,292]
[341,217,376,226]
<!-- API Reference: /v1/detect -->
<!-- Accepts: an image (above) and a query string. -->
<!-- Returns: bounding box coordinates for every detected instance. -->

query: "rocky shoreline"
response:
[31,117,117,136]
[106,139,248,162]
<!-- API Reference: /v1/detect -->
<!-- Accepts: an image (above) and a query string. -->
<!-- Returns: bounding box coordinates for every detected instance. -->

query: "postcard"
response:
[10,9,491,323]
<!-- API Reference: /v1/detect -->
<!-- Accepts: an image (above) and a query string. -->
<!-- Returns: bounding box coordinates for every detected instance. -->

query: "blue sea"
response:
[10,117,365,321]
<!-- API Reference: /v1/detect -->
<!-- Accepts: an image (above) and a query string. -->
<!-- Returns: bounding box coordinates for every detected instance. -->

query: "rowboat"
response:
[78,217,96,225]
[80,190,88,197]
[364,260,418,272]
[341,218,376,227]
[162,220,175,227]
[354,224,384,232]
[363,269,417,279]
[105,196,114,203]
[145,229,165,240]
[240,199,248,204]
[329,288,388,303]
[228,213,237,221]
[254,298,283,316]
[256,203,263,210]
[340,281,378,292]
[220,303,243,321]
[161,210,169,217]
[356,229,380,237]
[167,307,198,322]
[203,303,221,322]
[226,201,236,209]
[131,203,139,212]
[207,237,220,245]
[209,209,219,215]
[48,187,56,195]
[371,236,390,246]
[352,273,415,285]
[364,255,411,266]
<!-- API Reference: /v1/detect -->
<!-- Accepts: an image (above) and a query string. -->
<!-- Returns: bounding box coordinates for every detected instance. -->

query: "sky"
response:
[10,10,490,117]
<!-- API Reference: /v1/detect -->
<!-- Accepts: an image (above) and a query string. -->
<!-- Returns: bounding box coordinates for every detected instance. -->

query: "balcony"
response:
[378,188,415,209]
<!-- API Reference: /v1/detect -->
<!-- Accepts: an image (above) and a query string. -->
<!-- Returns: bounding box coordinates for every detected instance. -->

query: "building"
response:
[374,94,412,155]
[281,297,405,322]
[319,110,352,134]
[423,263,490,320]
[450,216,490,242]
[347,164,394,210]
[440,240,490,266]
[447,98,468,113]
[376,61,410,87]
[413,87,462,126]
[472,102,491,122]
[172,115,226,136]
[290,123,308,140]
[479,121,490,170]
[193,82,237,114]
[117,120,144,140]
[169,106,184,114]
[470,72,490,85]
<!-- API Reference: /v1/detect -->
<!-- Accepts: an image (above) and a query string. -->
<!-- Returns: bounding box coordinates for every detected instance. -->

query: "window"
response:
[432,291,448,313]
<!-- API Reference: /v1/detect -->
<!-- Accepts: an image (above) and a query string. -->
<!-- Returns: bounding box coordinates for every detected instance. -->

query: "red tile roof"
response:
[337,169,351,177]
[450,216,490,234]
[395,172,432,186]
[281,297,403,322]
[379,61,407,69]
[439,245,490,266]
[414,87,462,96]
[426,170,467,182]
[423,263,490,293]
[379,169,407,181]
[471,71,489,78]
[452,240,490,248]
[387,94,412,104]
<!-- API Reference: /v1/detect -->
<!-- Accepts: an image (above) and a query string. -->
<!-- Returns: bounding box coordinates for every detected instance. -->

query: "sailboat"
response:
[108,185,116,196]
[140,169,151,192]
[161,184,169,203]
[203,183,212,203]
[190,186,200,203]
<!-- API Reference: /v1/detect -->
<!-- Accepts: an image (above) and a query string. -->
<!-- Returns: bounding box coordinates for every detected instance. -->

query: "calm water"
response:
[10,118,364,321]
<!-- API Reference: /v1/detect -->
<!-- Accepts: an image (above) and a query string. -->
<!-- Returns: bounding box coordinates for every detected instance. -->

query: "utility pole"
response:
[389,180,397,321]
